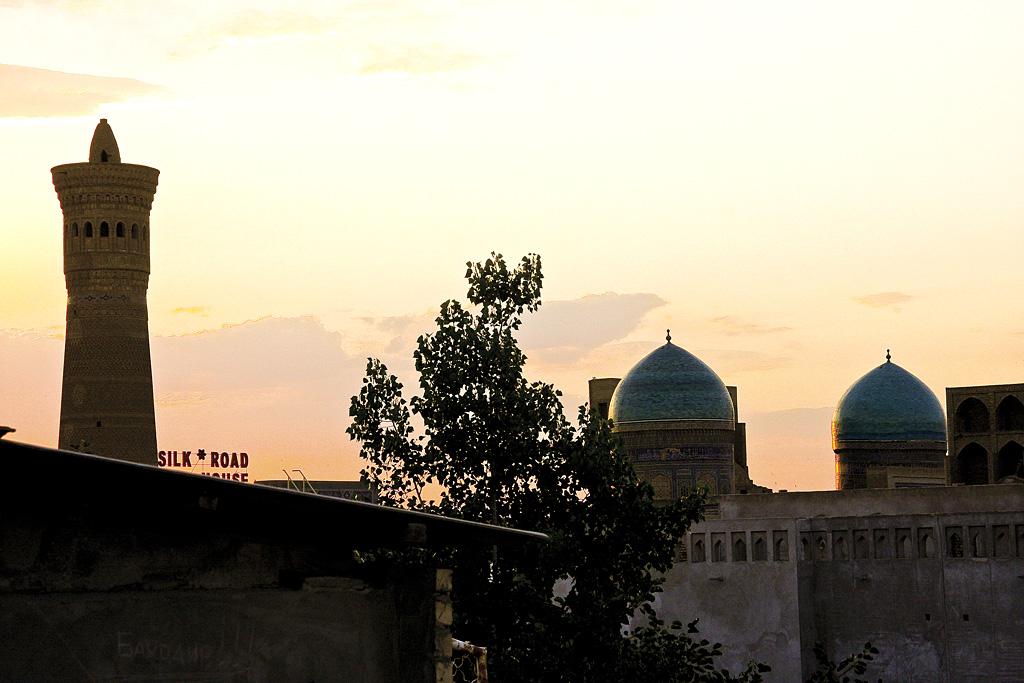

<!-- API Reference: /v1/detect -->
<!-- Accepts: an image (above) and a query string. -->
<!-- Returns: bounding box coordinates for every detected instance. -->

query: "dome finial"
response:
[89,118,121,163]
[666,329,672,344]
[886,349,891,363]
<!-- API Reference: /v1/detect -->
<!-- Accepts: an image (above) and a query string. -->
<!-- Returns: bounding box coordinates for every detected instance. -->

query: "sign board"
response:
[158,450,250,482]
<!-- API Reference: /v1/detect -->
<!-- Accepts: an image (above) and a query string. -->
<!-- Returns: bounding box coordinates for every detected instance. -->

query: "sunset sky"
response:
[2,1,1023,491]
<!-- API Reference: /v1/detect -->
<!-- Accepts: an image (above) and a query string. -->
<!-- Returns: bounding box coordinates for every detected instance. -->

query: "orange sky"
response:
[2,1,1024,491]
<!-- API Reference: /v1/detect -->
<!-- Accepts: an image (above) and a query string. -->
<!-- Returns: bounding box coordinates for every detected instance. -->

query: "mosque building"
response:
[588,332,764,499]
[600,337,1024,681]
[831,351,947,490]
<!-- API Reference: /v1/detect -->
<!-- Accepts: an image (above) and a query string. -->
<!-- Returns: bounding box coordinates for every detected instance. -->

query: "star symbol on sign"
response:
[197,449,206,461]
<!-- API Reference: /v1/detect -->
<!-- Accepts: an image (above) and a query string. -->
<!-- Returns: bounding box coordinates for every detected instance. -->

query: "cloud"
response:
[170,9,342,56]
[709,316,792,336]
[374,312,437,337]
[516,293,667,365]
[0,329,63,447]
[356,293,665,367]
[698,349,792,374]
[357,43,493,76]
[0,64,169,118]
[149,316,373,480]
[853,291,914,309]
[152,316,359,393]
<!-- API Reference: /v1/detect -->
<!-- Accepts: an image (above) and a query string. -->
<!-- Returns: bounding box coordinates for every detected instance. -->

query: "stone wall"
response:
[647,487,1024,682]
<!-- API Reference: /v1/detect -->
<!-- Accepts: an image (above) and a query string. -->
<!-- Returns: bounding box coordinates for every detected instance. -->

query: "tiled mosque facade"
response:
[598,342,1024,682]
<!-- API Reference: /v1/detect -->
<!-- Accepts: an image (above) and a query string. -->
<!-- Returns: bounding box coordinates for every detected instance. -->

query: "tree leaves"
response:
[347,252,790,682]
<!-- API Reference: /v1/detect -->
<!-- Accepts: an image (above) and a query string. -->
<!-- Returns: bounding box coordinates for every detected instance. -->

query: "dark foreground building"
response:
[0,438,543,683]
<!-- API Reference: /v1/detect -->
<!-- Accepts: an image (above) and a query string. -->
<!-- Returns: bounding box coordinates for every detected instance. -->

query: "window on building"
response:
[72,222,79,237]
[116,222,125,238]
[100,221,109,237]
[131,224,138,239]
[817,537,828,560]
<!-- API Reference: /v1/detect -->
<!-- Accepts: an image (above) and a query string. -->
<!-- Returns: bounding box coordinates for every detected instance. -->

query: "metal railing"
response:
[281,469,318,494]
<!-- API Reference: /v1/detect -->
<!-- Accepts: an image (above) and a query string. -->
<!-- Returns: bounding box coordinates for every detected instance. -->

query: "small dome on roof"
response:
[609,337,734,425]
[832,353,946,444]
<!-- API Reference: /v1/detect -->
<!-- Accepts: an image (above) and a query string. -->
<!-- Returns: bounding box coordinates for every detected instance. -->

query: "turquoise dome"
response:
[609,341,734,425]
[832,358,946,443]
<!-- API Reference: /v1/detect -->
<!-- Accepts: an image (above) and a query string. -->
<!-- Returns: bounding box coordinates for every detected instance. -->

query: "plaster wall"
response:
[650,545,805,682]
[650,488,1024,682]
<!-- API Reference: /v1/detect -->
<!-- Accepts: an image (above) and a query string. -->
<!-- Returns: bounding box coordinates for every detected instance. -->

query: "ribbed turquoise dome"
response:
[832,358,946,443]
[608,341,734,425]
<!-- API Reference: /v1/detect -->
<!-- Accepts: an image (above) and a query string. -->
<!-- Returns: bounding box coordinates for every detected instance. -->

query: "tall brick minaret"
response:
[52,119,159,464]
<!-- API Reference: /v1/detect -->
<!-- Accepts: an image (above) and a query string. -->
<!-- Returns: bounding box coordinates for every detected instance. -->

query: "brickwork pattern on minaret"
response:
[52,120,159,465]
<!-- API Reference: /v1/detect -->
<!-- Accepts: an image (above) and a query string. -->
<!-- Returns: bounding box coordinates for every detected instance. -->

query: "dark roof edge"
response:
[0,440,549,546]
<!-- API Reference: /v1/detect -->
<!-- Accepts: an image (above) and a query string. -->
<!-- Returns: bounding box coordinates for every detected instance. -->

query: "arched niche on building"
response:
[996,441,1024,480]
[712,538,726,563]
[833,535,848,560]
[651,472,671,500]
[956,398,990,433]
[752,536,767,562]
[697,472,718,496]
[996,396,1024,431]
[691,537,706,563]
[897,531,912,559]
[918,529,935,558]
[733,535,747,562]
[953,442,989,485]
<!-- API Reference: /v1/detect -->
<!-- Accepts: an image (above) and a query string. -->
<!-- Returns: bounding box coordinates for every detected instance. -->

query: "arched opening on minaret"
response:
[100,221,109,237]
[101,150,109,162]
